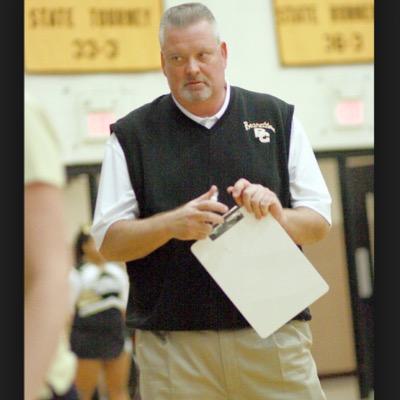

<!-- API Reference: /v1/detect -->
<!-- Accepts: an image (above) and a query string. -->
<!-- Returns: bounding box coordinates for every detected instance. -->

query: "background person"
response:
[91,3,332,399]
[25,92,77,400]
[70,229,131,400]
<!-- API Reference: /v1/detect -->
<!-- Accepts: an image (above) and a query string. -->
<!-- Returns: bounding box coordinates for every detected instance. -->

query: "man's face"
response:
[161,20,227,114]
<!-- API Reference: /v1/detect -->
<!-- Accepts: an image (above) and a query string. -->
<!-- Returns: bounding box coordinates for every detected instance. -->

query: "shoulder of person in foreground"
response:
[24,92,65,187]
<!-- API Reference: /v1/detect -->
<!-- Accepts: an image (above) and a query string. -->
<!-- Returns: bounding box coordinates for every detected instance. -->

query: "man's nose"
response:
[185,57,200,76]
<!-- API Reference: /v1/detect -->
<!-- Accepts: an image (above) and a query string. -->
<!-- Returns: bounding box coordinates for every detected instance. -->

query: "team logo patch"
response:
[243,121,276,143]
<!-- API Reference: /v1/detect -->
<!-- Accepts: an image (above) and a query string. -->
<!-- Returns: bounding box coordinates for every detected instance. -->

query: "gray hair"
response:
[159,2,220,48]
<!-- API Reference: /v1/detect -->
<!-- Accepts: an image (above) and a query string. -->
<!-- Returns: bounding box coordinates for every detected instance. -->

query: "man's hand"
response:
[227,178,285,224]
[227,178,330,245]
[169,185,229,241]
[100,185,228,261]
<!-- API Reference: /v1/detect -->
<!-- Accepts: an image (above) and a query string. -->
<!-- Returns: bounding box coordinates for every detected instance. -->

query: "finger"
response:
[198,200,228,214]
[251,189,275,219]
[227,186,243,206]
[261,198,277,220]
[268,198,283,222]
[193,223,214,240]
[195,185,218,202]
[229,178,250,199]
[251,191,266,219]
[261,192,279,216]
[195,211,225,226]
[241,185,258,214]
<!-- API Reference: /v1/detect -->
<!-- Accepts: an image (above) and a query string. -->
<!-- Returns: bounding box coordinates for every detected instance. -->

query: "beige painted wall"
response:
[303,158,360,376]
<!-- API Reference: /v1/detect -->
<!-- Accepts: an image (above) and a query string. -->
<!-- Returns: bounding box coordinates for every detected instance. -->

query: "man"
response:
[25,92,77,400]
[92,3,332,399]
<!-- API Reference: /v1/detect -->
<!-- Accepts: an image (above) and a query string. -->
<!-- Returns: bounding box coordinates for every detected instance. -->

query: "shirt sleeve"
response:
[119,264,130,310]
[107,263,130,310]
[288,114,332,225]
[24,93,65,187]
[91,133,139,250]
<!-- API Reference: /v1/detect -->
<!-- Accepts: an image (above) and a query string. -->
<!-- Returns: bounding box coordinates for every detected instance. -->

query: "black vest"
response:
[111,86,310,330]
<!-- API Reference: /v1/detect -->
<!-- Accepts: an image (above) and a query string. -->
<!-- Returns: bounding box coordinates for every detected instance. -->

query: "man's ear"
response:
[220,41,228,67]
[160,52,167,76]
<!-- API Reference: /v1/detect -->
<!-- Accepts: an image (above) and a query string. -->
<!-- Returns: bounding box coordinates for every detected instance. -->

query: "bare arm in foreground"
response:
[24,183,72,400]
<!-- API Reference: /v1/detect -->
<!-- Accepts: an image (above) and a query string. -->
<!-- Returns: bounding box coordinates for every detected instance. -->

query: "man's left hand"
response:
[227,178,286,224]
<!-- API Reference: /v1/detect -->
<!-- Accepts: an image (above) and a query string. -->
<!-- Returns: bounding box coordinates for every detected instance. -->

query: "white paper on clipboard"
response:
[190,206,329,338]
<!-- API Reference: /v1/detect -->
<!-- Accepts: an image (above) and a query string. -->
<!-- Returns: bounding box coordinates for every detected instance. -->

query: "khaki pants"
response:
[136,321,326,400]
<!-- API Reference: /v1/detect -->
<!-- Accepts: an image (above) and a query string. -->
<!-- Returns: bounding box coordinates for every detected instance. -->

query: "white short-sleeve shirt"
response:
[91,85,332,249]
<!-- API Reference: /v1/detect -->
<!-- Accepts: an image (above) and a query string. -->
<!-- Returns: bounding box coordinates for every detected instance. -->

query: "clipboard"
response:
[191,206,329,338]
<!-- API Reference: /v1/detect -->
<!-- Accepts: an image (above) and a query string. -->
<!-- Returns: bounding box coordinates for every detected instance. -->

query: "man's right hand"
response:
[168,185,228,241]
[100,185,229,261]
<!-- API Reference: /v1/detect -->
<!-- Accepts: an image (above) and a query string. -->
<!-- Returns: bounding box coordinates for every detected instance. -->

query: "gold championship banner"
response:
[25,0,163,73]
[273,0,374,65]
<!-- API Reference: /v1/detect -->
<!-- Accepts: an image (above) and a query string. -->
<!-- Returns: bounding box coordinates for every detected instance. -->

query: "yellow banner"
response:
[273,0,374,65]
[25,0,163,73]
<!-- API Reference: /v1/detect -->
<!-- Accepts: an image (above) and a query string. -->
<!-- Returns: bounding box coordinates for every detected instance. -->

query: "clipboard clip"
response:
[210,206,244,241]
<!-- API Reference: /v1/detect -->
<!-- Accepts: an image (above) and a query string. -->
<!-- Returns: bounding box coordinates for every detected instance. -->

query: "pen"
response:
[211,190,219,202]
